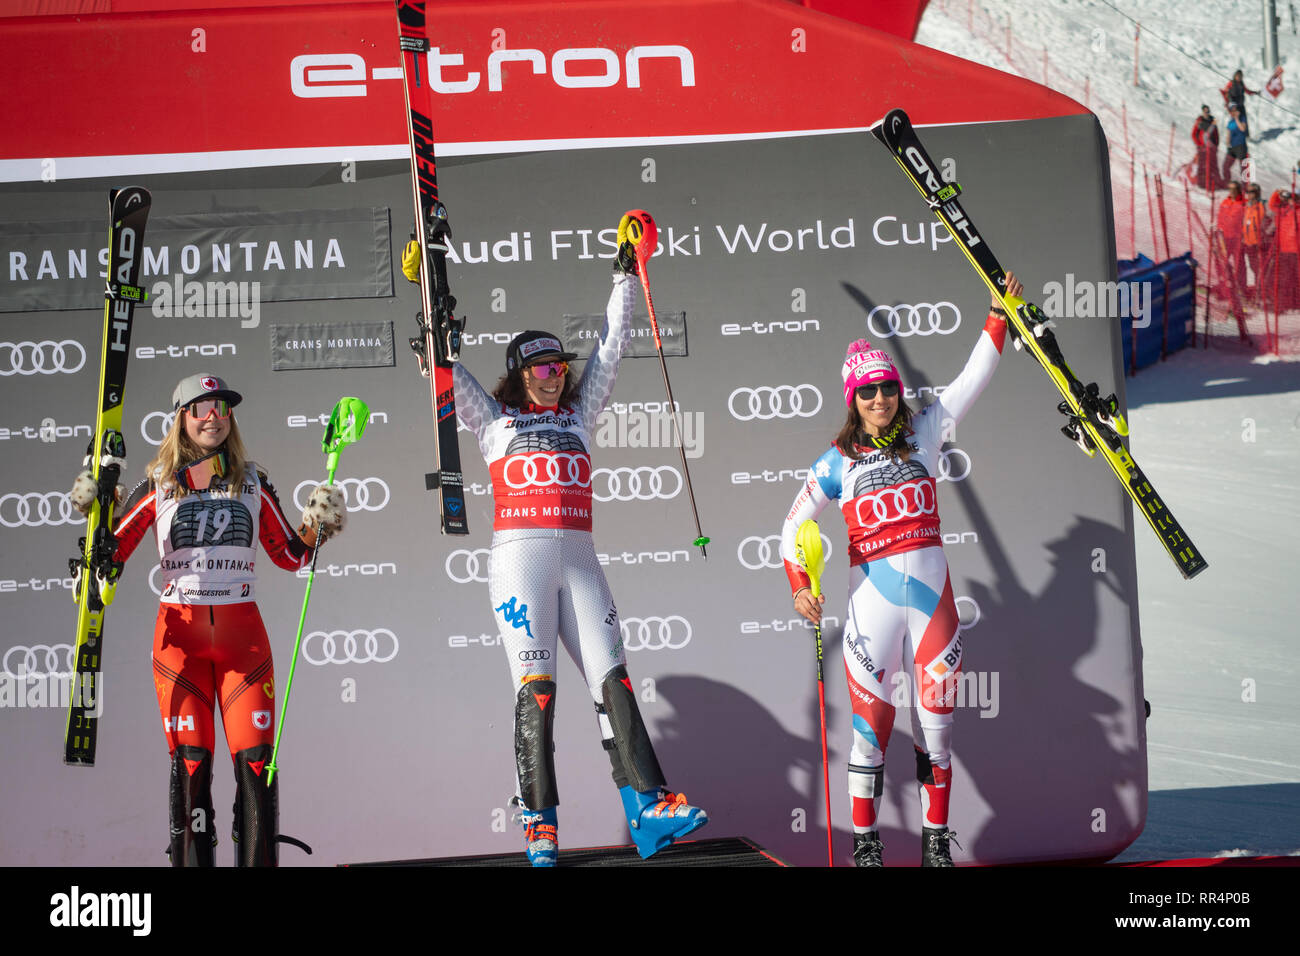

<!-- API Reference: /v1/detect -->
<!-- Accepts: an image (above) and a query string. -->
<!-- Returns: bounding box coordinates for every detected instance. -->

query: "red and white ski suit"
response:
[781,314,1005,830]
[112,464,313,756]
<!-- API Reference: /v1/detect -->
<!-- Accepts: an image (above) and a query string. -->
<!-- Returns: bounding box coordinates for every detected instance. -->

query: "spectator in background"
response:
[1221,69,1260,120]
[1242,183,1270,298]
[1269,189,1299,310]
[1223,106,1250,182]
[1191,105,1221,190]
[1217,181,1246,292]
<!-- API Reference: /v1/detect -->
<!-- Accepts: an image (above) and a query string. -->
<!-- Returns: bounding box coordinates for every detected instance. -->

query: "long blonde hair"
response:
[145,409,249,497]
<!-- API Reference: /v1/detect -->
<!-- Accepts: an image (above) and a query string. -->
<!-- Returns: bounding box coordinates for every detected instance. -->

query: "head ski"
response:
[871,109,1206,579]
[65,185,152,765]
[395,0,469,535]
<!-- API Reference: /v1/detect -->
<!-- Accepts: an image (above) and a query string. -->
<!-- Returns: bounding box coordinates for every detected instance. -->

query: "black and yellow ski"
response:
[871,109,1206,579]
[65,186,152,765]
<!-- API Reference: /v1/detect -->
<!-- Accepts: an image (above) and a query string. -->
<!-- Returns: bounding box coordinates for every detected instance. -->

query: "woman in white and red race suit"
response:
[70,373,343,866]
[429,212,707,866]
[781,276,1018,867]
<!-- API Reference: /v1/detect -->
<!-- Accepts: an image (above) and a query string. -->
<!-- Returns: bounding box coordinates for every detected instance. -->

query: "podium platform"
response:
[346,836,786,867]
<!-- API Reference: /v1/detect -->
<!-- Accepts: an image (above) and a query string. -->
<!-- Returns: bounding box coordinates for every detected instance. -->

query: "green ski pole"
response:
[267,397,369,785]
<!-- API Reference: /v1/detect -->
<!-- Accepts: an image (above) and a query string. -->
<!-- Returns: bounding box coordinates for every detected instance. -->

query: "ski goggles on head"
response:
[856,382,900,400]
[185,398,232,420]
[174,449,228,492]
[527,361,569,380]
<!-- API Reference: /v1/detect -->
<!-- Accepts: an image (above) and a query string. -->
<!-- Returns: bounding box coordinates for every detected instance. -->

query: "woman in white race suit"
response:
[405,211,706,866]
[781,276,1018,867]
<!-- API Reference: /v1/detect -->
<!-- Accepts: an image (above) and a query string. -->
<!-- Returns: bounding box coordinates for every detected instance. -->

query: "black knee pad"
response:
[597,665,665,793]
[232,744,278,867]
[515,679,559,810]
[169,745,215,867]
[914,746,935,785]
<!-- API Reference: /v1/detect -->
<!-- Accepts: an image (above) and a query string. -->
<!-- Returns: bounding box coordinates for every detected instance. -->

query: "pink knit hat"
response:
[841,339,900,408]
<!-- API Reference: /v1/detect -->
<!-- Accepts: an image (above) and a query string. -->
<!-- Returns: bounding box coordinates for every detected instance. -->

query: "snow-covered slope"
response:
[920,0,1300,861]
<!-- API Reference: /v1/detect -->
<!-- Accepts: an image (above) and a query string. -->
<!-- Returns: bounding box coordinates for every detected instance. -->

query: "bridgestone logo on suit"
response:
[0,340,87,375]
[302,628,399,665]
[728,385,822,421]
[866,302,961,338]
[621,616,692,651]
[293,477,390,512]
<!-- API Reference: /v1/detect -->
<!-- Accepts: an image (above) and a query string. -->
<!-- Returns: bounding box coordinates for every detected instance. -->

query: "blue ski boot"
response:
[519,806,558,867]
[618,786,708,859]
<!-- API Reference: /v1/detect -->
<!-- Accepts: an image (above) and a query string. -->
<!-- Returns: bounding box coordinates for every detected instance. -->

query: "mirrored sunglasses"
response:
[856,382,900,400]
[175,449,228,492]
[186,398,231,420]
[528,361,568,380]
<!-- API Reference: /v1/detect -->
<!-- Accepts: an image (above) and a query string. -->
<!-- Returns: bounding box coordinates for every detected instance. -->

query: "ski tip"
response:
[869,108,911,146]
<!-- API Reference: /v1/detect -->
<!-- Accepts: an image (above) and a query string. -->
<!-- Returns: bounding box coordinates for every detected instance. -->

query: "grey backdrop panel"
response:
[0,115,1146,866]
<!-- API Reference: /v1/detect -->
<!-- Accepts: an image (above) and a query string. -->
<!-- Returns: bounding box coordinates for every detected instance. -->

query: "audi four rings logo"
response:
[591,466,682,502]
[504,453,591,489]
[0,340,87,376]
[855,481,937,530]
[142,410,177,446]
[737,533,833,570]
[445,548,491,584]
[4,643,75,679]
[936,448,972,483]
[518,649,550,661]
[956,596,982,631]
[621,616,692,651]
[728,385,822,421]
[302,628,399,665]
[866,302,962,338]
[0,492,80,528]
[293,477,390,513]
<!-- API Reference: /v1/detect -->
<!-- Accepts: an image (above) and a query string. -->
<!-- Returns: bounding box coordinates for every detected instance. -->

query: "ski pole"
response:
[795,518,833,867]
[620,209,710,558]
[267,397,370,785]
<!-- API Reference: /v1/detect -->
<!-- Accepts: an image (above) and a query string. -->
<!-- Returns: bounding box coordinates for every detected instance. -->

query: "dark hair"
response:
[833,399,915,461]
[492,364,580,409]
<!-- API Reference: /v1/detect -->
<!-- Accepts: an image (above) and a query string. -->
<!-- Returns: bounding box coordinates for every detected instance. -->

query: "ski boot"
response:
[618,786,708,859]
[852,830,884,868]
[167,745,216,867]
[920,826,959,867]
[518,805,558,867]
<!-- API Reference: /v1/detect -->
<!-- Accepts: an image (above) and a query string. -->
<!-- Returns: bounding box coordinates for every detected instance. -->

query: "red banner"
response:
[0,0,1084,175]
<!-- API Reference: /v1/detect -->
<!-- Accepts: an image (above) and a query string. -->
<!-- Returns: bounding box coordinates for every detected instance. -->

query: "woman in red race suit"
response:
[71,373,343,865]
